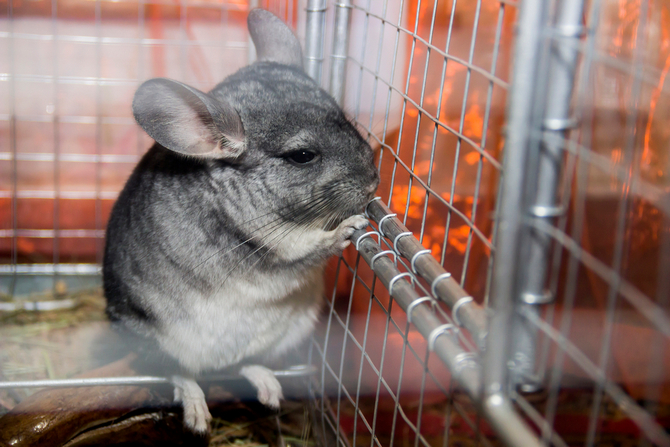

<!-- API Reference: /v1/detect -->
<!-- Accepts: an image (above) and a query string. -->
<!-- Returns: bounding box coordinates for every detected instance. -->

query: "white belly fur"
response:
[156,266,325,374]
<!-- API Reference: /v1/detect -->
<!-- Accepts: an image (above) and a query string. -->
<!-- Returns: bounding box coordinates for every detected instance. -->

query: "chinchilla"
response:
[103,8,379,434]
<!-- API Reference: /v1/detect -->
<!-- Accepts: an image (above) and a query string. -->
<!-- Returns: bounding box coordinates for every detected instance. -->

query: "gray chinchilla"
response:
[103,8,379,434]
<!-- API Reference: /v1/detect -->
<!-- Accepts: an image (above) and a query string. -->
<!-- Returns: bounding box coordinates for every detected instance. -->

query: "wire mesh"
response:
[487,0,670,446]
[310,1,516,445]
[2,0,670,446]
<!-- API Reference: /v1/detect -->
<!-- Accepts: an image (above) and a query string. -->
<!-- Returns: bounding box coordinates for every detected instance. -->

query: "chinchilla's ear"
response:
[132,78,245,159]
[248,8,303,69]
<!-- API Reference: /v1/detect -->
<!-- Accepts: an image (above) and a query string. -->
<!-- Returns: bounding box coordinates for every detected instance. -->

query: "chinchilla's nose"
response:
[365,169,380,198]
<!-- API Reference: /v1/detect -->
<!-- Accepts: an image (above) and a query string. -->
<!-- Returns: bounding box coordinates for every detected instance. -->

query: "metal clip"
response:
[542,117,577,131]
[378,213,398,237]
[529,205,564,218]
[453,352,478,372]
[452,296,473,327]
[393,231,413,253]
[553,24,586,38]
[388,272,414,296]
[370,250,396,269]
[365,196,382,218]
[410,249,431,273]
[354,231,381,251]
[430,272,452,298]
[428,324,455,351]
[521,290,553,304]
[406,296,434,324]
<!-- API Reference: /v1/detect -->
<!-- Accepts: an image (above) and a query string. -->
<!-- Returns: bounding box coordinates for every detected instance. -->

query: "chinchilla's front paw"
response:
[333,214,369,252]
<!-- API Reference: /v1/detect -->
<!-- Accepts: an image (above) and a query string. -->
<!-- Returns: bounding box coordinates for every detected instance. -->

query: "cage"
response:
[1,0,669,446]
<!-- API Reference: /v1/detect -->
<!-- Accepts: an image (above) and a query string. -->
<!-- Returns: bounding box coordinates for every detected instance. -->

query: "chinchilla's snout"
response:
[365,166,380,200]
[361,145,380,200]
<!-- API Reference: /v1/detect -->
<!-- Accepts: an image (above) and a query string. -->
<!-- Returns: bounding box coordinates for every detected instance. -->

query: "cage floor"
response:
[0,288,668,446]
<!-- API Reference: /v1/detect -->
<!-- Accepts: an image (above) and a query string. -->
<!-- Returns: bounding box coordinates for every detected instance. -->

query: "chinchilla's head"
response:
[131,8,379,232]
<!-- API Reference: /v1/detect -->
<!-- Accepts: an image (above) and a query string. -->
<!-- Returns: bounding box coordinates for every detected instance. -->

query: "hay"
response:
[0,288,317,447]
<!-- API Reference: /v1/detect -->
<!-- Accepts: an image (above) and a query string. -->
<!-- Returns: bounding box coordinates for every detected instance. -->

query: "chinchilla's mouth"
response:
[323,203,369,232]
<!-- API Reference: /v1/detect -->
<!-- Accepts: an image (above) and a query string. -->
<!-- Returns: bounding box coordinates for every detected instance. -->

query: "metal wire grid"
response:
[1,0,521,444]
[313,0,670,446]
[2,0,668,446]
[310,233,482,447]
[489,0,670,445]
[345,0,508,296]
[0,0,254,291]
[308,0,519,445]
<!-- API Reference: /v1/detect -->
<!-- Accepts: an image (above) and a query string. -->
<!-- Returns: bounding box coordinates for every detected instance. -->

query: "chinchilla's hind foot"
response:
[171,376,212,434]
[239,365,283,409]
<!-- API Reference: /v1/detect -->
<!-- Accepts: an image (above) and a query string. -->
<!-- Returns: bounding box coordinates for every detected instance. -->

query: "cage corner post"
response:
[304,0,327,85]
[329,0,351,106]
[482,0,550,443]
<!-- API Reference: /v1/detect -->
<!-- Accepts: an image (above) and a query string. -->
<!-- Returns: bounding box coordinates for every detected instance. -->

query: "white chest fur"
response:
[156,265,325,374]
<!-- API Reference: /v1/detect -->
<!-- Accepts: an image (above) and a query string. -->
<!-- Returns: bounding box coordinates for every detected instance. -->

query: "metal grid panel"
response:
[2,0,669,446]
[313,0,670,445]
[1,0,253,298]
[502,0,670,445]
[310,0,518,445]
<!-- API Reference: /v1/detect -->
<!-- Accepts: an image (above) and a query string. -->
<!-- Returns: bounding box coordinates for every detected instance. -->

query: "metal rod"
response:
[484,0,547,398]
[329,0,351,105]
[512,0,586,392]
[0,263,101,275]
[304,0,327,83]
[366,200,488,348]
[351,227,543,447]
[247,0,259,64]
[0,365,317,389]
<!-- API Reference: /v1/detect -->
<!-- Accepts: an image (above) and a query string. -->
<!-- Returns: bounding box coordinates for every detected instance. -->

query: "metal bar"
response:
[0,33,249,48]
[329,0,351,105]
[94,0,103,267]
[247,0,259,64]
[351,227,542,447]
[0,152,139,163]
[0,191,120,200]
[0,0,256,9]
[352,227,480,396]
[346,6,511,89]
[50,0,61,299]
[367,199,487,347]
[0,365,317,389]
[513,0,585,392]
[304,0,327,83]
[0,229,105,238]
[0,264,101,275]
[8,0,18,300]
[484,0,547,398]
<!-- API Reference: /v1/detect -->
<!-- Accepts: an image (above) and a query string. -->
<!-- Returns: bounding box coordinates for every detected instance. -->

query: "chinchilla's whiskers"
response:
[123,197,312,276]
[241,194,349,281]
[191,213,288,273]
[206,194,332,287]
[229,201,332,286]
[232,194,319,227]
[190,193,325,273]
[250,195,344,268]
[214,195,335,289]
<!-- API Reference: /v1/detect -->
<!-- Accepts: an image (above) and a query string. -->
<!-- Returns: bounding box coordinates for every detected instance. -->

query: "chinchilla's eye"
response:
[286,150,317,165]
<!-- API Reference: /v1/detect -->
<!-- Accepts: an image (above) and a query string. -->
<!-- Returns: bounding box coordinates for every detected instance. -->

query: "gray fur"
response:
[103,8,378,430]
